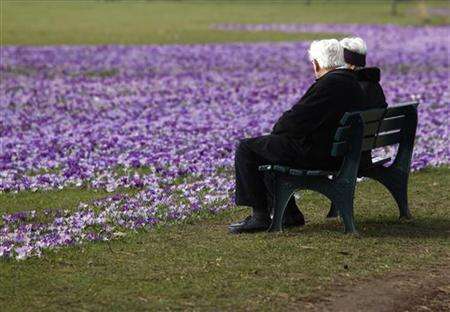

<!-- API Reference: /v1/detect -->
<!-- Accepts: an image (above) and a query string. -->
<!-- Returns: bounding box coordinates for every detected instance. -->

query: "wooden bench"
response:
[259,102,419,233]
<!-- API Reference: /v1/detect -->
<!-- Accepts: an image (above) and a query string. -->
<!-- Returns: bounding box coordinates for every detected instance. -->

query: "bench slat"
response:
[371,156,391,166]
[341,102,418,127]
[290,168,334,176]
[384,102,418,118]
[259,165,335,177]
[342,108,385,125]
[363,122,380,137]
[361,131,401,151]
[258,165,290,173]
[364,116,405,137]
[379,116,405,134]
[335,116,405,141]
[359,109,386,123]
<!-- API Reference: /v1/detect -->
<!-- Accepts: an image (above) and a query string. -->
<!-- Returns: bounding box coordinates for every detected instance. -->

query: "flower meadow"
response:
[1,24,449,259]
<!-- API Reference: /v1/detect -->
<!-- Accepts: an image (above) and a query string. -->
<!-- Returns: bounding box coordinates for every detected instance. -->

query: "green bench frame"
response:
[259,102,419,233]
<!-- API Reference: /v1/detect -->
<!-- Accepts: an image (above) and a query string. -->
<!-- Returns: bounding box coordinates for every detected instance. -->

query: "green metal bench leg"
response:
[396,184,412,219]
[385,172,412,219]
[326,203,339,218]
[268,179,294,233]
[336,201,357,234]
[367,168,412,219]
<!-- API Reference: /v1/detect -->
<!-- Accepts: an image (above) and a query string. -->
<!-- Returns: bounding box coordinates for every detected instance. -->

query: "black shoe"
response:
[228,215,271,234]
[228,215,252,228]
[283,212,306,228]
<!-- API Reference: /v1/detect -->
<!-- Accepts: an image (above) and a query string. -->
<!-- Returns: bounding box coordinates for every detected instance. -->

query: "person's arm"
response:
[376,83,388,108]
[271,81,337,137]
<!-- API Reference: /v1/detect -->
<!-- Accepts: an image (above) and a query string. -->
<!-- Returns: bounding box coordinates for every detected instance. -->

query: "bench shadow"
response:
[285,216,450,239]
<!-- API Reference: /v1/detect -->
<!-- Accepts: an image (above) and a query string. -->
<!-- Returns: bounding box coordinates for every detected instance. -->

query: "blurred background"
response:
[2,0,449,45]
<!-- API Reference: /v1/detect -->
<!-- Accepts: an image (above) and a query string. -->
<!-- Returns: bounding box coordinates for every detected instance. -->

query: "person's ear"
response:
[313,59,321,73]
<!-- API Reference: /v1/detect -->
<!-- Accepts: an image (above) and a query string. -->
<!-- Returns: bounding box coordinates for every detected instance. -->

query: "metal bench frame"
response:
[259,102,418,233]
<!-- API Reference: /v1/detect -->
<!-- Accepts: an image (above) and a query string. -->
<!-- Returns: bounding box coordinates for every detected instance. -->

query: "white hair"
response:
[340,37,367,55]
[308,39,345,69]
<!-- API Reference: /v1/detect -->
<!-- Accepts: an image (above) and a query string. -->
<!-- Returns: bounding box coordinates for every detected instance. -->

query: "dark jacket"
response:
[356,67,388,169]
[271,69,365,169]
[356,67,387,109]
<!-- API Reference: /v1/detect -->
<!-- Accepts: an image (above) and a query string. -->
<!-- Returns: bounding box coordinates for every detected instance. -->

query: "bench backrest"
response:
[331,102,419,158]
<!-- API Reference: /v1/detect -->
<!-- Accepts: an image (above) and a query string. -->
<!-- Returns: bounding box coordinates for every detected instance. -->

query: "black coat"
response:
[356,67,387,109]
[356,67,388,168]
[271,69,365,169]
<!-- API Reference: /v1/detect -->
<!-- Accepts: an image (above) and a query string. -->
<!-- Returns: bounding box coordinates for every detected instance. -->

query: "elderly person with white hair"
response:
[229,39,366,234]
[340,37,387,109]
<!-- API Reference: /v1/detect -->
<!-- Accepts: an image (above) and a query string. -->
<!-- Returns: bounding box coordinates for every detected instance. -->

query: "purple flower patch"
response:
[1,24,448,259]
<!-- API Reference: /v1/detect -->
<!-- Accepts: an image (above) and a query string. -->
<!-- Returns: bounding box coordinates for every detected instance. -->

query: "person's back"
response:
[356,67,387,109]
[272,68,365,169]
[340,37,388,169]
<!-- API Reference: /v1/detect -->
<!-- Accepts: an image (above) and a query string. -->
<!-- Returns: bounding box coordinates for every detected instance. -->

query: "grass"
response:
[1,0,449,45]
[0,187,139,213]
[1,168,449,310]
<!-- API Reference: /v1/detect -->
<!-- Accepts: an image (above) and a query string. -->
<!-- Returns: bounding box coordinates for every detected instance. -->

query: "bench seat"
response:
[259,156,391,178]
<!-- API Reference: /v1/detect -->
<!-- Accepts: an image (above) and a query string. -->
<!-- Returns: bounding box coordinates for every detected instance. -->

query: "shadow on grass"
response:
[285,216,450,239]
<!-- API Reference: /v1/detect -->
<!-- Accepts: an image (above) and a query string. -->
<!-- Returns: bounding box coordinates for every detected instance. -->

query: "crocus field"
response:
[1,24,449,260]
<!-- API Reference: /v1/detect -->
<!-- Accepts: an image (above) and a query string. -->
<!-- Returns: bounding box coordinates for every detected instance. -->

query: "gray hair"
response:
[308,39,345,69]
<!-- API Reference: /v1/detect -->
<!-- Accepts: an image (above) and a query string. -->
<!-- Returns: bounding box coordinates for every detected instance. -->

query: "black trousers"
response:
[235,134,307,217]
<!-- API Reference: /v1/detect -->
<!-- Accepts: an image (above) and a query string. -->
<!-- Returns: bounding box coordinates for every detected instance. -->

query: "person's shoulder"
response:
[356,67,381,82]
[320,69,358,85]
[319,69,361,91]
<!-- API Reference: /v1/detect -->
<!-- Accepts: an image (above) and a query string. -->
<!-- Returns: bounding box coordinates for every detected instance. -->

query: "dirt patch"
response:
[303,263,450,312]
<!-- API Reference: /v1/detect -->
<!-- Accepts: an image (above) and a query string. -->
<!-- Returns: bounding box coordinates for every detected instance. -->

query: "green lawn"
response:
[1,168,449,310]
[2,0,449,45]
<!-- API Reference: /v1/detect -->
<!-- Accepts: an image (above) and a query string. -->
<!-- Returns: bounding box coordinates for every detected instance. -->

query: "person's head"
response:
[340,37,367,70]
[308,39,345,79]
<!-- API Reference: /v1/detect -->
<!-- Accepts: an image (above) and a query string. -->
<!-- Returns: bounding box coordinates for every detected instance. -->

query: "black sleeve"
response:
[375,84,388,108]
[272,81,337,136]
[360,81,388,109]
